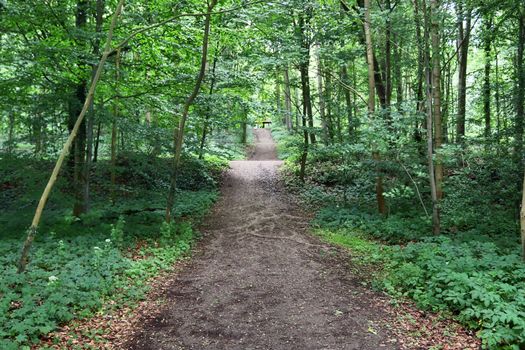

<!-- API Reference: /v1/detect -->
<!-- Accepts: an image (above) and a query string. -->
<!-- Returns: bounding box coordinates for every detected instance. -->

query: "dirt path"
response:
[124,129,399,350]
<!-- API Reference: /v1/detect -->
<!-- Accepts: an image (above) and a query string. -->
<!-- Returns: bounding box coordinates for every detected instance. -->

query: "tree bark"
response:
[521,171,525,259]
[341,65,353,139]
[413,0,425,142]
[363,0,387,215]
[111,49,121,204]
[82,0,105,213]
[516,9,525,209]
[315,44,329,144]
[483,16,492,138]
[430,0,444,201]
[199,52,219,159]
[424,0,441,235]
[93,120,101,162]
[455,2,471,142]
[298,9,316,144]
[284,68,293,131]
[275,70,283,123]
[69,0,89,217]
[7,112,15,153]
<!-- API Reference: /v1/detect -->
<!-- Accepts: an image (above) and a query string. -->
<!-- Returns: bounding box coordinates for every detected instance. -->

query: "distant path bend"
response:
[125,128,399,350]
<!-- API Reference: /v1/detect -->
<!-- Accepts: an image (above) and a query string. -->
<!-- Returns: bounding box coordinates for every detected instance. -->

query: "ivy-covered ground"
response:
[273,127,525,350]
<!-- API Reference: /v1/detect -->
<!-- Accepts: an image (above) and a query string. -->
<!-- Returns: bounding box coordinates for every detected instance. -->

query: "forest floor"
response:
[116,129,478,350]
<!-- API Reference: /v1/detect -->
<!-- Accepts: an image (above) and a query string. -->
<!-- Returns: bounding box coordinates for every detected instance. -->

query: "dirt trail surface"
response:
[124,129,400,350]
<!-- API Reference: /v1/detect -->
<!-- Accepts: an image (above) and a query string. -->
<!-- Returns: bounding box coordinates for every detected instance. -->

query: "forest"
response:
[1,0,525,349]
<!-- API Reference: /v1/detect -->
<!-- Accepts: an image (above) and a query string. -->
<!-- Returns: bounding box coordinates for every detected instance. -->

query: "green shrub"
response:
[383,237,525,349]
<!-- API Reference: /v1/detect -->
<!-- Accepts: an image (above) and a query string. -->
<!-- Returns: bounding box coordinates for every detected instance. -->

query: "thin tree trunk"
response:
[275,70,283,123]
[165,0,218,223]
[442,57,451,142]
[364,0,386,215]
[455,2,471,142]
[495,46,501,141]
[69,0,89,217]
[18,0,125,273]
[7,112,15,153]
[385,0,392,109]
[413,0,425,143]
[294,86,301,133]
[483,16,492,138]
[516,9,525,211]
[111,49,121,204]
[315,44,329,144]
[430,0,444,201]
[520,161,525,260]
[284,68,293,131]
[82,0,104,214]
[341,65,353,139]
[424,0,440,235]
[325,71,336,141]
[93,120,101,162]
[299,76,309,182]
[393,33,403,111]
[199,53,219,159]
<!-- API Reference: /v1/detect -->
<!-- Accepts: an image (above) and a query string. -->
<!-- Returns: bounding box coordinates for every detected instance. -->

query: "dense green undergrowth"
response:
[0,145,233,348]
[272,127,525,349]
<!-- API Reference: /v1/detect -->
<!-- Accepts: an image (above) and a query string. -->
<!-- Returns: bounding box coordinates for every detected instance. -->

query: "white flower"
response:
[105,239,111,243]
[48,275,58,283]
[94,246,101,251]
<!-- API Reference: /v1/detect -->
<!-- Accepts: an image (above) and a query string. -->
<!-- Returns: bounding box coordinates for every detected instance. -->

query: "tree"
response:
[18,0,126,273]
[165,0,218,223]
[363,0,387,215]
[455,0,472,142]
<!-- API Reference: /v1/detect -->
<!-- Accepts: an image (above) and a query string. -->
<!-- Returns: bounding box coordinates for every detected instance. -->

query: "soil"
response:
[123,129,401,350]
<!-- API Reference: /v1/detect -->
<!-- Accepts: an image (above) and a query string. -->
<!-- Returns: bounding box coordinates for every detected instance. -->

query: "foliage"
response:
[277,122,524,349]
[0,188,213,348]
[383,237,525,349]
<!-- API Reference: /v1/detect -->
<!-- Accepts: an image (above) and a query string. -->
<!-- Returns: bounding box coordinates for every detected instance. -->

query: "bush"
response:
[383,236,525,349]
[313,206,430,243]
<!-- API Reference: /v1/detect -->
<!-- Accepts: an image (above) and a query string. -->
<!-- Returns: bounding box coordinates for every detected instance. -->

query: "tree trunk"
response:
[455,2,471,142]
[199,53,218,159]
[516,9,525,207]
[284,68,293,131]
[393,32,403,111]
[275,70,283,123]
[82,0,104,214]
[413,0,425,143]
[111,49,121,204]
[7,112,15,153]
[294,86,301,133]
[295,7,316,144]
[93,120,101,162]
[315,44,329,144]
[521,171,525,259]
[299,73,310,182]
[297,9,315,156]
[325,71,336,141]
[165,0,218,223]
[364,0,387,215]
[424,0,440,235]
[430,0,444,201]
[341,65,353,139]
[385,0,392,110]
[18,0,125,273]
[67,0,90,217]
[483,16,492,138]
